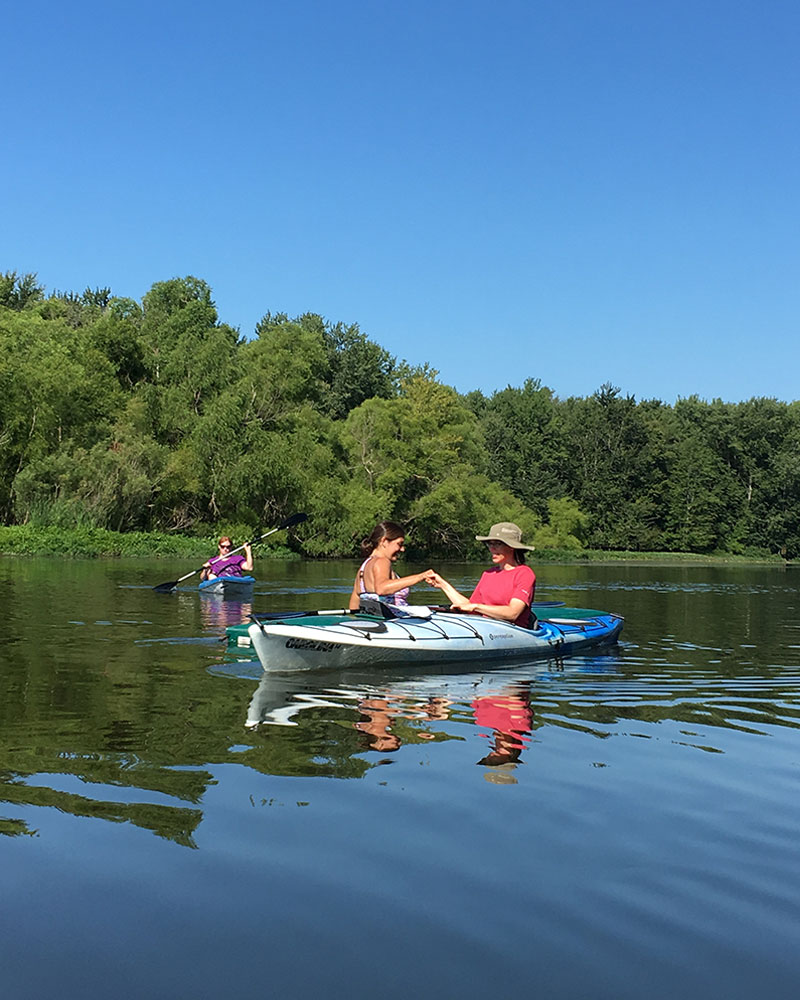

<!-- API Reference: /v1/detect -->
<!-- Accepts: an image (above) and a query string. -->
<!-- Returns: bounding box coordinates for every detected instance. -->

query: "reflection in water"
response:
[245,671,342,728]
[6,558,800,999]
[198,594,253,632]
[242,663,546,770]
[2,769,205,846]
[352,693,457,753]
[234,638,800,782]
[355,697,402,752]
[473,684,534,783]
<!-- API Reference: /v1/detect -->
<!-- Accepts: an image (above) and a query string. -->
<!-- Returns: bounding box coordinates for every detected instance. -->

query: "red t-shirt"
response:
[470,564,535,627]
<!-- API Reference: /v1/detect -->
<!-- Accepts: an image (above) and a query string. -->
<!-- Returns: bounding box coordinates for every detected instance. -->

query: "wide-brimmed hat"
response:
[475,522,535,551]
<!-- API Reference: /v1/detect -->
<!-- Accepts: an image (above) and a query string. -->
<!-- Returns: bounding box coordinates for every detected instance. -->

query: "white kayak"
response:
[199,574,255,596]
[242,603,624,672]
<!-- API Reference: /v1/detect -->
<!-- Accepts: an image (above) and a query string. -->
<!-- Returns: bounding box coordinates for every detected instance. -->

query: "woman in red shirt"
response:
[430,521,535,628]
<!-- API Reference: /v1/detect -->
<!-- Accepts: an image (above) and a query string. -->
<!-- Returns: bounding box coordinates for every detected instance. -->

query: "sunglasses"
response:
[219,543,231,550]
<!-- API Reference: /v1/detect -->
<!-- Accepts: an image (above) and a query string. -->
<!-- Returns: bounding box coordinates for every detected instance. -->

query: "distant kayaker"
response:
[429,521,535,627]
[200,536,253,582]
[349,520,436,610]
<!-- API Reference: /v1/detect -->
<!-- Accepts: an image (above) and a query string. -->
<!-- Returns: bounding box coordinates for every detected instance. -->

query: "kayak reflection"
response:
[199,594,254,632]
[238,658,619,772]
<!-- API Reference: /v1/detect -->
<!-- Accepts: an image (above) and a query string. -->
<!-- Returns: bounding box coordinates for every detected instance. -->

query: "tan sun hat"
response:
[475,521,535,551]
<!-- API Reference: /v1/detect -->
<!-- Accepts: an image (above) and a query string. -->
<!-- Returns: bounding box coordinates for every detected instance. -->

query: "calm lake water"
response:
[2,556,800,999]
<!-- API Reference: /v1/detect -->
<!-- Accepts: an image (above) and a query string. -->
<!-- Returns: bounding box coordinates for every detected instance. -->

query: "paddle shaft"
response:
[249,600,565,622]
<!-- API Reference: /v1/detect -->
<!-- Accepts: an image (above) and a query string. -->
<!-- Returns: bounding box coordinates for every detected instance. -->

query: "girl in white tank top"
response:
[348,521,435,611]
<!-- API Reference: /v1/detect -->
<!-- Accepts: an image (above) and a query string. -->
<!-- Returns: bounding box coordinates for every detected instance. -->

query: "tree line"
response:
[2,269,798,558]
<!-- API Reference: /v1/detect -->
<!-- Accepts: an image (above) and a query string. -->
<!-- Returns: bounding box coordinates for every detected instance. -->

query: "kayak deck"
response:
[226,605,624,672]
[226,605,610,646]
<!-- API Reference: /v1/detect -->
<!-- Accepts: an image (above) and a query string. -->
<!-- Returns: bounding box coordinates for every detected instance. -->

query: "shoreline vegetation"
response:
[0,526,786,564]
[0,526,298,560]
[2,270,798,562]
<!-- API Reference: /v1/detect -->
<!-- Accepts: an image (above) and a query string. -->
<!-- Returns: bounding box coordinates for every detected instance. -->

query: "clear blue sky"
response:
[4,0,798,404]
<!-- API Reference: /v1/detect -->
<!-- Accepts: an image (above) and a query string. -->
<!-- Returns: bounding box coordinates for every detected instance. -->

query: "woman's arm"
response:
[364,556,433,595]
[428,572,470,608]
[241,543,253,573]
[349,572,362,610]
[456,597,528,622]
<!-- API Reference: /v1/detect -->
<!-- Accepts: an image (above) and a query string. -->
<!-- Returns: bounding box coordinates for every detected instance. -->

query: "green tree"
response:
[89,298,147,389]
[339,370,539,556]
[477,378,566,517]
[1,308,120,521]
[319,317,396,419]
[137,277,241,445]
[768,403,800,558]
[725,397,793,552]
[531,497,588,551]
[0,271,44,310]
[659,397,736,552]
[561,384,662,550]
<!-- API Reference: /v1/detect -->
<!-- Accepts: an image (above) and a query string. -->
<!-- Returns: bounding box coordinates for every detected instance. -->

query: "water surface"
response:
[2,557,799,998]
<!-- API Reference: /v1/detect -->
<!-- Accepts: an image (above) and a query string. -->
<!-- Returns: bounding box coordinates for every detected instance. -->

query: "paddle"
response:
[153,512,308,592]
[248,600,565,621]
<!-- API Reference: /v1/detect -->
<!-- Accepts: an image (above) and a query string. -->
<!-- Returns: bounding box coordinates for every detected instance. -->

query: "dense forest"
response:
[2,270,798,559]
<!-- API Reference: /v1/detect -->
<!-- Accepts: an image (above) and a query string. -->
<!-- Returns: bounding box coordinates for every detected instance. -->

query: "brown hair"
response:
[360,521,405,557]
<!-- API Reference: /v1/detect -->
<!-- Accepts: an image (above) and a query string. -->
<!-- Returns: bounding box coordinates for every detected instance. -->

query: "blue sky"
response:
[4,0,798,404]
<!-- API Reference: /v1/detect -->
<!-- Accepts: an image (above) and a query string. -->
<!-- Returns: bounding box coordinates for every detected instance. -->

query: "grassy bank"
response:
[0,526,299,559]
[0,525,785,564]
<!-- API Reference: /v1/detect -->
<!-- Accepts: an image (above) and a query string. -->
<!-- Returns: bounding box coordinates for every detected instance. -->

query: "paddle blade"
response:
[153,580,178,593]
[280,511,308,529]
